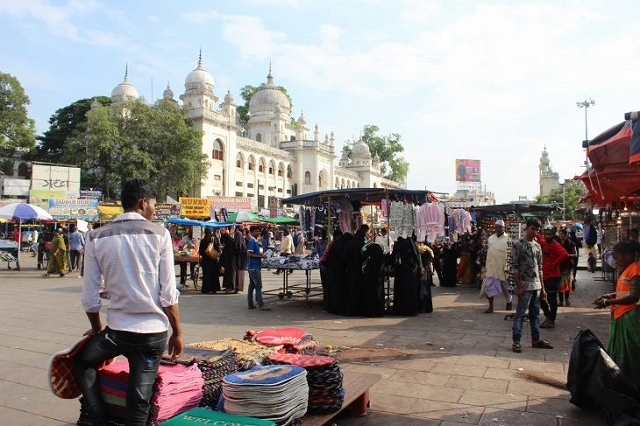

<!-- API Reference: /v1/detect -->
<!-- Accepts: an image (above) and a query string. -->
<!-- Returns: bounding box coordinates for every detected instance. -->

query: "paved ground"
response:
[0,253,614,425]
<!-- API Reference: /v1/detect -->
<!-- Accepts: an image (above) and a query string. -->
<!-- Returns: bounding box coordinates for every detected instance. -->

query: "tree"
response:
[534,179,587,221]
[236,84,293,126]
[0,72,36,174]
[30,97,111,163]
[73,99,209,200]
[343,124,409,184]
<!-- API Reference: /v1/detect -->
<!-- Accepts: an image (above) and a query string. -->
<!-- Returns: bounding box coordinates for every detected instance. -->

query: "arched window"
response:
[287,165,293,179]
[259,158,265,173]
[236,153,244,169]
[318,173,322,187]
[256,133,262,142]
[248,156,255,171]
[268,160,275,175]
[278,163,284,177]
[304,171,311,184]
[17,162,29,177]
[335,178,340,188]
[212,139,223,161]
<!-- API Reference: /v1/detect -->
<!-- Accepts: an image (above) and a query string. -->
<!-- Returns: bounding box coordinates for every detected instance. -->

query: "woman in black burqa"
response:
[198,228,221,294]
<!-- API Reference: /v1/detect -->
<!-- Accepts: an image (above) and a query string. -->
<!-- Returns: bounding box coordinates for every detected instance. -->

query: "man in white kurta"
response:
[483,219,512,313]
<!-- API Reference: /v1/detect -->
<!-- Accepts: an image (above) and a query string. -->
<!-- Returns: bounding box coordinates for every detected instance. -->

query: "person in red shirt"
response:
[536,226,569,328]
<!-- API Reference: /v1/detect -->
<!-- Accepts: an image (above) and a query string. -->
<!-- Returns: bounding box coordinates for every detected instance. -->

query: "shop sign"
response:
[49,198,99,221]
[29,189,66,210]
[32,164,80,198]
[80,188,103,199]
[155,203,181,219]
[179,197,211,218]
[208,196,252,211]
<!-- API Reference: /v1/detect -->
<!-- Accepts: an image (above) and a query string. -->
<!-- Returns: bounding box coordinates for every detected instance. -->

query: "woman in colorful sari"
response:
[43,228,69,277]
[593,242,640,384]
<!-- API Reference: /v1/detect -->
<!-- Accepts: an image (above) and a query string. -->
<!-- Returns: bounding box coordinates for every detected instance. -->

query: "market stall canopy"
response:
[262,216,299,225]
[226,211,265,223]
[97,204,123,221]
[578,114,640,205]
[281,188,434,206]
[0,203,53,221]
[201,220,235,228]
[167,218,206,227]
[469,203,558,217]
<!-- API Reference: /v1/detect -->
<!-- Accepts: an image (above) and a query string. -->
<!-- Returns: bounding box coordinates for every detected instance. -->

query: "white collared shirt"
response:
[81,212,179,333]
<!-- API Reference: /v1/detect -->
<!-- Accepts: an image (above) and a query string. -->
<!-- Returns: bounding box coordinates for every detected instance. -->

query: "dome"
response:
[224,89,234,104]
[352,140,371,157]
[163,83,174,100]
[249,66,291,116]
[111,66,139,104]
[184,53,214,93]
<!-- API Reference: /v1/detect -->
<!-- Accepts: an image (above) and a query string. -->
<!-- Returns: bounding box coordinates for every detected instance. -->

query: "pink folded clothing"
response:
[97,358,204,424]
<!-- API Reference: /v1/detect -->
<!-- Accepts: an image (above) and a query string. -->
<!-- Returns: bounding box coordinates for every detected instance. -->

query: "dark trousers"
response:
[75,327,167,426]
[179,262,195,284]
[540,276,560,321]
[70,249,82,270]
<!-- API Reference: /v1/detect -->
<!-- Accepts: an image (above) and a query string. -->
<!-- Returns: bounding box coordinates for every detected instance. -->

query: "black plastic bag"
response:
[567,329,640,424]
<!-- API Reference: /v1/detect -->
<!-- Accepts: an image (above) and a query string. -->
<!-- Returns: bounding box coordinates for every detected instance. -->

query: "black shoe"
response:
[248,305,256,309]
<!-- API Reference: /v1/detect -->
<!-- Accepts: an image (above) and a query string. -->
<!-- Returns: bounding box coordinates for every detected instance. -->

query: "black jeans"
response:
[70,249,82,270]
[540,277,560,321]
[75,327,167,426]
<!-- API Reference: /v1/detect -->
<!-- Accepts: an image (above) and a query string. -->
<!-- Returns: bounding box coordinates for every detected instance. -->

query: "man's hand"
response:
[166,334,183,362]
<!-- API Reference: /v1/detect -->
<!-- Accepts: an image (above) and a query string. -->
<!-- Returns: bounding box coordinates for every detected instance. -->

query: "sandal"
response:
[484,308,493,314]
[512,342,522,353]
[531,340,554,349]
[42,273,50,278]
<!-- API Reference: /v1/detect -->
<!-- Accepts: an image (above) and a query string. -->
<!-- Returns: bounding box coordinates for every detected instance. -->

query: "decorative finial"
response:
[267,59,274,85]
[124,64,129,83]
[198,49,203,69]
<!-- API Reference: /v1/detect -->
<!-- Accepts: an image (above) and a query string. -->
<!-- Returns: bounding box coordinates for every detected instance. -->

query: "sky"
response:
[1,0,639,204]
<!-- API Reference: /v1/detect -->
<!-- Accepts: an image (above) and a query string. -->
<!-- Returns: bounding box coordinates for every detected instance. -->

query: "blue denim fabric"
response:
[247,268,264,308]
[512,289,541,343]
[74,327,168,426]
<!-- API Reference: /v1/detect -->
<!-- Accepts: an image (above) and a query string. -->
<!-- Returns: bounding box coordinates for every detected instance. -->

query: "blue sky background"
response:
[1,0,639,203]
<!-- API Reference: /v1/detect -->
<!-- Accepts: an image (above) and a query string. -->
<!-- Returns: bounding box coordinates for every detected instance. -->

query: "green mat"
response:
[161,407,276,426]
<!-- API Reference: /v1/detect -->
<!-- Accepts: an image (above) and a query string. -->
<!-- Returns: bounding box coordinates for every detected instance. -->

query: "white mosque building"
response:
[109,55,403,210]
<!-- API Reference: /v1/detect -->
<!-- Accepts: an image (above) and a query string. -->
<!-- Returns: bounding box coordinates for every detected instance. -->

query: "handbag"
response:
[205,241,220,260]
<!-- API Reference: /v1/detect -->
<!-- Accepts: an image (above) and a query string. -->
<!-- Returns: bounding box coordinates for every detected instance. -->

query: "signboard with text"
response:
[48,198,100,222]
[155,203,181,220]
[207,196,252,211]
[179,197,211,218]
[29,189,66,210]
[455,159,481,182]
[31,164,80,198]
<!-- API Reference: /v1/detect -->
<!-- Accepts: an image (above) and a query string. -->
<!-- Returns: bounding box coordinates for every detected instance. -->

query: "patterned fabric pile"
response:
[186,338,277,371]
[161,407,276,426]
[170,347,237,408]
[78,358,204,425]
[222,365,309,425]
[266,353,344,414]
[262,255,319,270]
[245,327,319,355]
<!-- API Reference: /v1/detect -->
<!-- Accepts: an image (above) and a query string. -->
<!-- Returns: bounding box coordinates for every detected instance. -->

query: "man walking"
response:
[247,225,269,310]
[74,179,183,426]
[537,226,568,328]
[483,219,511,313]
[510,218,553,353]
[68,223,85,272]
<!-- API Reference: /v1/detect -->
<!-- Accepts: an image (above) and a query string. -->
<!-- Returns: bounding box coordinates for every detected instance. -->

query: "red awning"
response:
[586,121,632,170]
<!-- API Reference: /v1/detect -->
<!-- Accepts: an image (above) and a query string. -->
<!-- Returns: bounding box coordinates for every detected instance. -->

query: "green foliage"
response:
[73,99,209,200]
[30,97,111,163]
[0,72,36,173]
[534,179,586,220]
[343,125,409,184]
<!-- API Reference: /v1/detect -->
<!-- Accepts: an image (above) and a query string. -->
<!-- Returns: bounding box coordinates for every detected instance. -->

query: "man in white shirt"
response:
[374,228,391,254]
[483,219,512,313]
[75,179,183,426]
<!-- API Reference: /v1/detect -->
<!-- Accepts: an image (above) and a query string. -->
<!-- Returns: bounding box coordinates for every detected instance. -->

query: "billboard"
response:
[49,198,100,222]
[455,159,481,182]
[31,164,81,198]
[179,197,211,218]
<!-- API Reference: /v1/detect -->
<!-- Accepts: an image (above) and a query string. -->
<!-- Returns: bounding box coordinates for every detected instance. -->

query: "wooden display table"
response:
[302,371,380,425]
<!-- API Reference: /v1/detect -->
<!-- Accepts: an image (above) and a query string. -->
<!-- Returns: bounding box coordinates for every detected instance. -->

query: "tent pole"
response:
[17,219,22,268]
[327,196,332,240]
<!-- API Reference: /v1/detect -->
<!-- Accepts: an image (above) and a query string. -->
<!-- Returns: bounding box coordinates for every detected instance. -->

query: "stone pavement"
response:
[0,253,614,425]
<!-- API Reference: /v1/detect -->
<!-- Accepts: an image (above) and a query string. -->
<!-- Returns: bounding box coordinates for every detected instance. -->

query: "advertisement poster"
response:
[179,197,211,218]
[29,189,66,210]
[48,198,100,222]
[155,203,181,220]
[31,164,81,198]
[455,159,481,182]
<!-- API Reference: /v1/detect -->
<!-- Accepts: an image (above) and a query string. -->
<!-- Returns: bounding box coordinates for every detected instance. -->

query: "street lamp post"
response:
[576,99,595,141]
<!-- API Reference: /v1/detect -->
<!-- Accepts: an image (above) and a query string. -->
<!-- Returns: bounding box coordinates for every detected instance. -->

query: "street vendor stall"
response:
[282,188,439,316]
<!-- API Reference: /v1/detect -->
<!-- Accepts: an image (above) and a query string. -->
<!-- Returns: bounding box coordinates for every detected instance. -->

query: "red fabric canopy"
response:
[578,119,640,205]
[586,121,632,170]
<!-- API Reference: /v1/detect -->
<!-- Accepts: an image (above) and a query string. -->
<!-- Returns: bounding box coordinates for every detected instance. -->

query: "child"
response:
[587,252,597,273]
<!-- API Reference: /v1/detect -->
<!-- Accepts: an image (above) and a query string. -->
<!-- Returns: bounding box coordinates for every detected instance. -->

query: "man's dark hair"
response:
[613,242,635,257]
[332,229,343,239]
[360,224,370,232]
[121,179,157,209]
[526,218,541,229]
[249,225,261,233]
